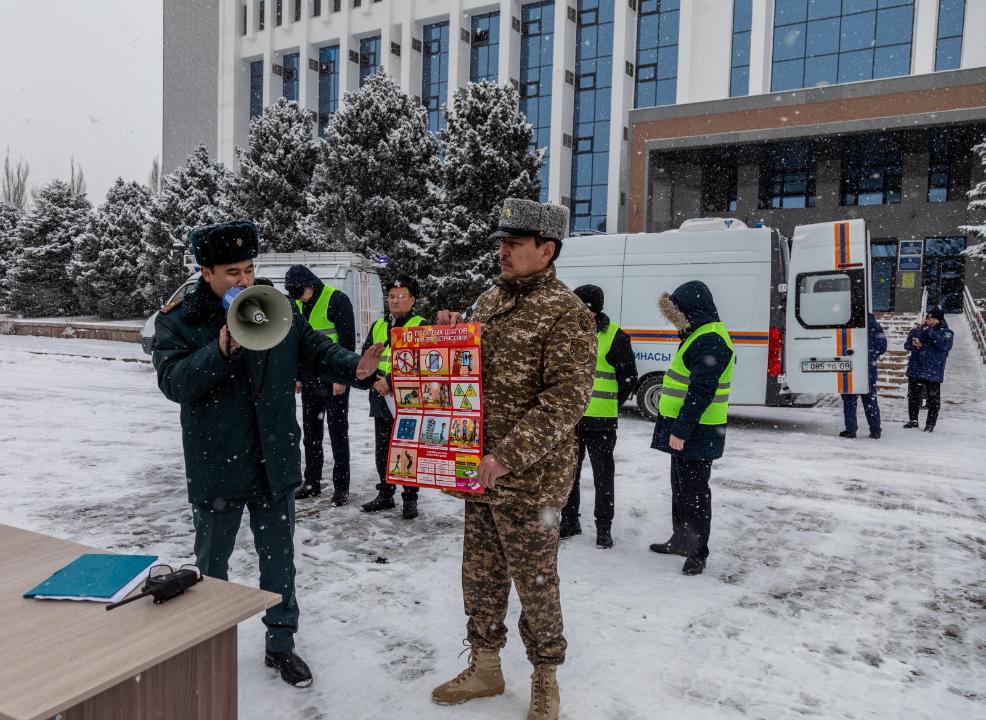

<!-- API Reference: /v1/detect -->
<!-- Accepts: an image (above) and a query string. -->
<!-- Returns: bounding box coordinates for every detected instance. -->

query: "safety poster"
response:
[386,323,484,493]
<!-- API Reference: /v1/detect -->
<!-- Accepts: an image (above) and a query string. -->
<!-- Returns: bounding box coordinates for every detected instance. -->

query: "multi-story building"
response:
[202,0,986,312]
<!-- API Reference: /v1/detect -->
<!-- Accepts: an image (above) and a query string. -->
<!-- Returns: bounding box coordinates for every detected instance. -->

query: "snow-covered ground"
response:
[1,318,984,720]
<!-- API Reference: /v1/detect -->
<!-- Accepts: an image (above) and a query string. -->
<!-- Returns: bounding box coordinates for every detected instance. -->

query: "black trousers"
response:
[561,428,617,527]
[300,379,350,493]
[374,416,418,499]
[667,455,713,563]
[907,378,941,427]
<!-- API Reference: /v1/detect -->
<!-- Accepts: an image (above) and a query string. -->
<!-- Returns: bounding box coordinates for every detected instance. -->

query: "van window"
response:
[795,269,865,329]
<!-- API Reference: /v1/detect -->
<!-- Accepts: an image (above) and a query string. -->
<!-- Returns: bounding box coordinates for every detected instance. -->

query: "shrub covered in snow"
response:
[7,180,92,317]
[0,201,23,312]
[68,178,153,319]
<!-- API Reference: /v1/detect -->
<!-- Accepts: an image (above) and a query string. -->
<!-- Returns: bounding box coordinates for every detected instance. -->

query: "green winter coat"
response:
[153,278,366,505]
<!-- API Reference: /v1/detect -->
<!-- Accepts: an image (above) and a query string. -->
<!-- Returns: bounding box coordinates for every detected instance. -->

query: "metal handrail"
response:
[963,285,986,364]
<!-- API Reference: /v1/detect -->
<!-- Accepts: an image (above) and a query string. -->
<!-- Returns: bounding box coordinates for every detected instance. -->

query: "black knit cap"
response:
[574,284,604,314]
[284,265,321,299]
[386,274,419,298]
[927,306,945,322]
[189,220,259,267]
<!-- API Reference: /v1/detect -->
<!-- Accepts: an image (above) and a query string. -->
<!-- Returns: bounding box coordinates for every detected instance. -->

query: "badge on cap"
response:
[505,208,513,219]
[237,238,243,247]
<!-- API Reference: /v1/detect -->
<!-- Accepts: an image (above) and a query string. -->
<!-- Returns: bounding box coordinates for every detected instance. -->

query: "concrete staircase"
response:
[874,311,919,399]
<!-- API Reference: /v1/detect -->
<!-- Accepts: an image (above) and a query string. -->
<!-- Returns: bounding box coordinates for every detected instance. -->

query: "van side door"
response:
[785,220,870,395]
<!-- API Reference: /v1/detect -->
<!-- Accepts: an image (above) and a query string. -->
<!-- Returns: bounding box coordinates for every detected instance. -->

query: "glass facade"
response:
[571,0,614,233]
[759,141,817,209]
[282,52,299,101]
[250,60,264,119]
[928,129,951,203]
[422,22,450,133]
[841,135,902,206]
[935,0,965,71]
[359,36,381,86]
[635,0,679,108]
[730,0,753,97]
[520,1,555,201]
[702,161,738,213]
[470,12,500,83]
[771,0,914,92]
[318,46,340,137]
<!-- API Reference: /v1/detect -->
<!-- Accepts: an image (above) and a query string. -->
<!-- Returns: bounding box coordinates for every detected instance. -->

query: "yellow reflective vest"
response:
[585,320,620,418]
[295,285,338,343]
[372,315,425,374]
[658,322,734,425]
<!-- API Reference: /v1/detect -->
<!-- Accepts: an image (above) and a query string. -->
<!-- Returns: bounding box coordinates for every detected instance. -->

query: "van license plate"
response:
[802,360,852,372]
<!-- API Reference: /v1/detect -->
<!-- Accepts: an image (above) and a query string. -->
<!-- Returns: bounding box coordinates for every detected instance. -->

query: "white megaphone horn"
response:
[222,285,293,351]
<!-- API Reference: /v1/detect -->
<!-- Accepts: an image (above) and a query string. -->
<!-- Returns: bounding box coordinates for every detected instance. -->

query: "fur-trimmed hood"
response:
[659,280,721,337]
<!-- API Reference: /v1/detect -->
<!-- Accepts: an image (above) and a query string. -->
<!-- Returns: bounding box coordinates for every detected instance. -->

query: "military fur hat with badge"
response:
[189,220,259,268]
[490,198,569,262]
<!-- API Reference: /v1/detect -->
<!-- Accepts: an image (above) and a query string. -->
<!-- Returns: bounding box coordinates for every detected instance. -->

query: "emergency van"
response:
[140,251,384,354]
[556,218,872,420]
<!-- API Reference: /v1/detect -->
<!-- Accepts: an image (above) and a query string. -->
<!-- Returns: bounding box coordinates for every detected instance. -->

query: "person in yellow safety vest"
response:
[559,285,638,549]
[284,264,357,505]
[649,280,734,576]
[360,274,427,519]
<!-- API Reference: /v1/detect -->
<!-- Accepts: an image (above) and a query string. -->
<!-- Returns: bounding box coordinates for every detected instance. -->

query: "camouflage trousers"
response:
[462,500,566,666]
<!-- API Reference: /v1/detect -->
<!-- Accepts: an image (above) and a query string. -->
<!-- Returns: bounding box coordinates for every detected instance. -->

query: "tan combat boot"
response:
[431,647,505,705]
[527,665,560,720]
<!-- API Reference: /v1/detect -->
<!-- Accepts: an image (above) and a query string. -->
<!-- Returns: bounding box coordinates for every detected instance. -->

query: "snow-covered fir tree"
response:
[961,137,986,261]
[139,145,233,308]
[7,180,91,317]
[302,71,439,279]
[0,201,23,311]
[228,98,319,252]
[425,81,542,312]
[67,178,153,318]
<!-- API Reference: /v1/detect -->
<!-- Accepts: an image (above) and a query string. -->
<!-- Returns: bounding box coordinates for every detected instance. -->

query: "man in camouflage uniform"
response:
[431,199,595,720]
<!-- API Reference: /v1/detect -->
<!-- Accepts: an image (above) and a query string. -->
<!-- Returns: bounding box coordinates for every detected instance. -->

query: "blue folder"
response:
[24,553,158,601]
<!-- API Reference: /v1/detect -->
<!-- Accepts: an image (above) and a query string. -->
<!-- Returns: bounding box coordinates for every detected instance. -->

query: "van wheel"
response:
[636,375,663,422]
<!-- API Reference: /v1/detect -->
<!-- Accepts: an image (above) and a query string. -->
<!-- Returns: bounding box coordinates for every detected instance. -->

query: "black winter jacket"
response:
[651,281,734,461]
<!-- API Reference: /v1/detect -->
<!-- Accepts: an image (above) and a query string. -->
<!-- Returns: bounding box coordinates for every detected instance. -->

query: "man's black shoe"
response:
[361,494,396,513]
[924,425,935,433]
[681,558,706,576]
[869,430,882,439]
[265,649,313,688]
[838,430,856,439]
[295,483,321,500]
[330,490,349,507]
[903,421,919,429]
[596,526,613,549]
[559,518,582,538]
[649,542,687,557]
[402,497,419,520]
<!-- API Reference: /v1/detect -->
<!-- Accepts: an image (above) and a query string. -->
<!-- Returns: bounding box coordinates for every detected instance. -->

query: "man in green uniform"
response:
[153,220,382,687]
[431,199,595,720]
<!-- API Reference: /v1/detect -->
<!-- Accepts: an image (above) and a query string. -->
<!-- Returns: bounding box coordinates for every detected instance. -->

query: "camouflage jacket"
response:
[447,265,595,509]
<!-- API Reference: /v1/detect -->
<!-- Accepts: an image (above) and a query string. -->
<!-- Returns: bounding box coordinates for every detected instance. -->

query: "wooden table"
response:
[0,524,280,720]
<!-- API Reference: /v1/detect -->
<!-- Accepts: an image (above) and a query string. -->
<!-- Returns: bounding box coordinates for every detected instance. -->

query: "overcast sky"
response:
[0,1,163,205]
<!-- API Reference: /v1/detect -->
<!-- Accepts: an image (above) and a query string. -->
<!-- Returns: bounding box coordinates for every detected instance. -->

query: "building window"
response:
[935,0,965,71]
[276,0,283,25]
[840,135,902,206]
[730,0,752,97]
[314,0,321,16]
[282,52,299,101]
[571,0,614,233]
[470,11,500,83]
[333,0,340,10]
[702,160,738,213]
[250,60,264,119]
[242,4,248,35]
[359,36,381,86]
[258,0,266,31]
[520,1,555,201]
[759,141,817,209]
[294,0,301,22]
[422,22,450,133]
[771,0,914,92]
[318,45,340,137]
[635,0,678,108]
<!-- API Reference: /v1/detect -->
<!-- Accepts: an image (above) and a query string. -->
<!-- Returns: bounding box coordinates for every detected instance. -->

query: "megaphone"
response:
[222,284,293,351]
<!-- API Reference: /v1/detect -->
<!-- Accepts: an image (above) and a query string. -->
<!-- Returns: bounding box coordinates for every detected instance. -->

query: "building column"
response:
[548,0,575,207]
[735,162,760,219]
[648,152,674,232]
[911,0,939,75]
[501,2,520,89]
[748,0,772,96]
[448,0,470,95]
[610,0,636,233]
[218,0,240,168]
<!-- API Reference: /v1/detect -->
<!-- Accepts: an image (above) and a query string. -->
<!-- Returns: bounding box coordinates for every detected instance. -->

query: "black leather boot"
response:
[265,649,313,687]
[595,523,613,549]
[295,482,321,500]
[559,516,582,538]
[361,493,396,513]
[402,496,419,520]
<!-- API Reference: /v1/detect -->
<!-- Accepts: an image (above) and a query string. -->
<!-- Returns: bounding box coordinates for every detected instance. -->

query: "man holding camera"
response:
[152,220,382,688]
